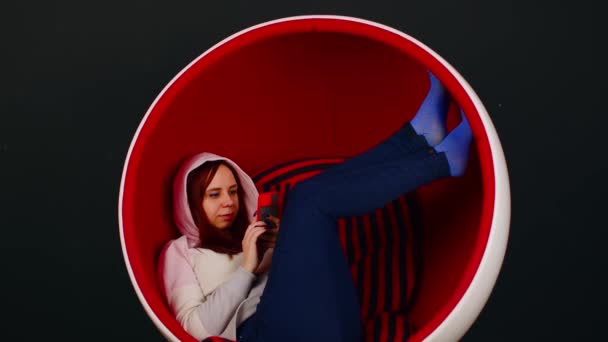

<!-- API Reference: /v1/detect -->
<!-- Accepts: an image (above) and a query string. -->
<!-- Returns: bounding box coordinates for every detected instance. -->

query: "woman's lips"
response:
[220,214,234,220]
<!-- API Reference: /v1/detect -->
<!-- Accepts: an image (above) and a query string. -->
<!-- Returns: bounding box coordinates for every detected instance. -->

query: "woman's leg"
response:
[246,147,456,341]
[247,153,452,341]
[249,197,365,341]
[300,109,472,217]
[244,75,472,342]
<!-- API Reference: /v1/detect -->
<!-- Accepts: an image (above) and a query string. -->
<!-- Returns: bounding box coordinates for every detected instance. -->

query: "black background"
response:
[1,0,604,340]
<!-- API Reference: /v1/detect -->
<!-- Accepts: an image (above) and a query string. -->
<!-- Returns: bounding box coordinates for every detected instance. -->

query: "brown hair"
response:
[186,160,250,256]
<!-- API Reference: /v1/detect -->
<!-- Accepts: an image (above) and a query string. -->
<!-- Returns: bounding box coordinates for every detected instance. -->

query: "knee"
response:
[285,180,326,215]
[291,172,334,201]
[284,183,312,212]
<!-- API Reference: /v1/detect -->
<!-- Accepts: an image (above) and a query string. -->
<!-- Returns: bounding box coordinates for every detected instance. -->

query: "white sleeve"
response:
[196,267,256,335]
[160,240,212,340]
[160,237,258,339]
[167,283,211,339]
[167,266,255,338]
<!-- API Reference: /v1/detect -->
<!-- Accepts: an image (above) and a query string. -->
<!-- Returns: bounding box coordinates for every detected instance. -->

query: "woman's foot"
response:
[434,110,473,176]
[410,71,450,146]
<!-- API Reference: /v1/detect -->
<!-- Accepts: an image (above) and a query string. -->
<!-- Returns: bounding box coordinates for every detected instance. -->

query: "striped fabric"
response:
[203,158,419,342]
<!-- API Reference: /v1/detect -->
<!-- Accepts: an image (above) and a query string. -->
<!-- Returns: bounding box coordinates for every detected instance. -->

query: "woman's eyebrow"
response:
[206,184,238,192]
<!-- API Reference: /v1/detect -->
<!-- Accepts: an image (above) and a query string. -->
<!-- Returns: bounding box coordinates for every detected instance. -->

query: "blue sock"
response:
[409,71,450,146]
[435,110,473,176]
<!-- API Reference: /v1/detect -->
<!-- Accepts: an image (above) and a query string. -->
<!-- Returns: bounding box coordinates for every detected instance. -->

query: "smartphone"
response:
[257,191,279,229]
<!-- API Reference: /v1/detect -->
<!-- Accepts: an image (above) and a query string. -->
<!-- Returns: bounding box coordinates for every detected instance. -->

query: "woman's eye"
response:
[230,190,238,195]
[208,193,219,198]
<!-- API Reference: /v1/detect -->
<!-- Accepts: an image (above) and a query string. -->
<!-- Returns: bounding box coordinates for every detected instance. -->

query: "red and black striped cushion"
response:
[203,158,420,342]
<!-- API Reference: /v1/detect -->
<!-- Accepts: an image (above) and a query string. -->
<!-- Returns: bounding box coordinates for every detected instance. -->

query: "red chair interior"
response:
[121,18,493,342]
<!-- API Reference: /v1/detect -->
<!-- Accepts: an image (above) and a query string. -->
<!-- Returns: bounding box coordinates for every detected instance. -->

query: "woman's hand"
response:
[258,215,280,249]
[241,220,268,273]
[255,247,274,275]
[254,215,279,275]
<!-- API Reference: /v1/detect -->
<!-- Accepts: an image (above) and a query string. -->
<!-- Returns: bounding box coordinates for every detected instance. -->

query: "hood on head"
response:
[173,152,258,248]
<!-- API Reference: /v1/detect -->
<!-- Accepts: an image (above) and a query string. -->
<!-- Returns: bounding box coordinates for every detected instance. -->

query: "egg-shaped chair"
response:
[119,15,511,342]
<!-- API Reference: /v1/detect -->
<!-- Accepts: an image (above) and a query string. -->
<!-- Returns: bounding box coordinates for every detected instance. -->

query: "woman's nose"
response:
[222,194,234,207]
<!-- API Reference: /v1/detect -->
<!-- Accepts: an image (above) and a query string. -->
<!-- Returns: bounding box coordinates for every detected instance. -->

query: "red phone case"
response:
[257,191,279,228]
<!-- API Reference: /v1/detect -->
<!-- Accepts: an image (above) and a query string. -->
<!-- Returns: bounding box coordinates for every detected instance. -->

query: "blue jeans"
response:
[237,124,451,342]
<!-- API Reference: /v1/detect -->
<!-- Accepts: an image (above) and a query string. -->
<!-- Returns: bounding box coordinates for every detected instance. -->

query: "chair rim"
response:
[118,15,510,342]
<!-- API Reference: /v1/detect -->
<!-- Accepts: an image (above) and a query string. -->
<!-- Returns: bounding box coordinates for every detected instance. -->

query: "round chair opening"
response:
[119,15,510,342]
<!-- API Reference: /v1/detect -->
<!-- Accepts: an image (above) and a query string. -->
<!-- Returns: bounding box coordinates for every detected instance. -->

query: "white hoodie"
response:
[157,152,271,340]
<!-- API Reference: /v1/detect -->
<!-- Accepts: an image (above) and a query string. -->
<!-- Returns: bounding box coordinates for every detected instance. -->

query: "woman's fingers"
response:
[258,230,277,242]
[244,221,266,238]
[245,226,266,245]
[265,227,279,234]
[247,221,266,230]
[242,219,270,273]
[244,220,278,251]
[266,215,280,223]
[265,215,280,228]
[249,227,267,245]
[258,228,278,250]
[245,226,264,241]
[258,235,276,243]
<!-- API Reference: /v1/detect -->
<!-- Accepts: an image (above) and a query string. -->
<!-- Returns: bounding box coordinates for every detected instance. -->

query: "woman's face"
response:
[202,164,240,230]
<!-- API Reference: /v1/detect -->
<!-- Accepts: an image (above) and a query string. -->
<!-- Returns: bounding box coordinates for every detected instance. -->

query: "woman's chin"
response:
[213,220,233,230]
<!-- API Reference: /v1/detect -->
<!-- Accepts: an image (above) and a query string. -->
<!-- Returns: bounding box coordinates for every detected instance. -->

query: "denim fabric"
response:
[238,124,451,342]
[236,315,256,341]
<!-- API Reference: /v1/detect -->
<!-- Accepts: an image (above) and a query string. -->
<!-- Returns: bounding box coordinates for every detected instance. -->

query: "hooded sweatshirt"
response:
[158,152,271,340]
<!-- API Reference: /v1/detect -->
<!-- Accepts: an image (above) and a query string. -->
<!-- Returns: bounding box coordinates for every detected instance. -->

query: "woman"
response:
[159,71,473,341]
